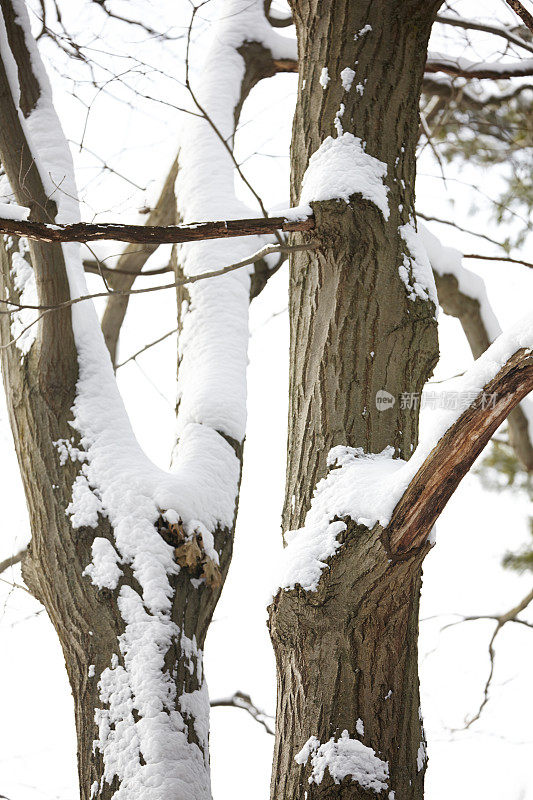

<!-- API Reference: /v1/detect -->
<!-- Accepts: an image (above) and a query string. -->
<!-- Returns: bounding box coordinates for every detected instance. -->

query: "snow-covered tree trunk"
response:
[269,2,441,798]
[0,1,294,798]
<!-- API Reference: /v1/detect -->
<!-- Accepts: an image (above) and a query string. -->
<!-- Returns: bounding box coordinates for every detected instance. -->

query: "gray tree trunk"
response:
[269,2,441,798]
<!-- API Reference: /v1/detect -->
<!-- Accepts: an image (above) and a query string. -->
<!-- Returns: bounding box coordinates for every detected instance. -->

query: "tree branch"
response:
[389,349,533,555]
[445,587,533,728]
[435,13,533,54]
[0,243,315,314]
[210,691,274,735]
[0,214,314,244]
[504,0,533,36]
[426,52,533,79]
[0,547,26,575]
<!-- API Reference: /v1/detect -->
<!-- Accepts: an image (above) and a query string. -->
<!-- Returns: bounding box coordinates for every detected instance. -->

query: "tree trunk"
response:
[269,1,441,797]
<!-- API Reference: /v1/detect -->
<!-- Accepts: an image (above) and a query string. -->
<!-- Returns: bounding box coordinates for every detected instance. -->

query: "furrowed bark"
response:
[269,2,441,799]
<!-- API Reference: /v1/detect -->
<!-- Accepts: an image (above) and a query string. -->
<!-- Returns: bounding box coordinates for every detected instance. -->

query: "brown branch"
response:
[389,349,533,555]
[0,547,26,575]
[463,253,533,269]
[0,215,314,244]
[505,0,533,36]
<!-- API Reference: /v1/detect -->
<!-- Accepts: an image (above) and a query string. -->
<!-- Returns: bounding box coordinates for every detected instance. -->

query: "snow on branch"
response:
[277,317,533,593]
[426,52,533,79]
[422,225,533,470]
[389,347,533,555]
[0,213,314,243]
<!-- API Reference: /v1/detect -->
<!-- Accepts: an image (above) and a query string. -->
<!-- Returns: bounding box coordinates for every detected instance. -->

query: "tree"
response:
[0,1,531,799]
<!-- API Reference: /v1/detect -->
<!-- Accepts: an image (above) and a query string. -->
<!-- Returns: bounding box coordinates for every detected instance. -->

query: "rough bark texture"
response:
[269,2,441,798]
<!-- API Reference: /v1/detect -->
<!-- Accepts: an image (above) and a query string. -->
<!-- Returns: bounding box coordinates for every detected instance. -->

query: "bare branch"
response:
[0,547,26,575]
[417,212,510,251]
[210,691,274,735]
[0,243,316,314]
[435,13,533,54]
[389,349,533,555]
[115,328,178,369]
[0,214,314,244]
[463,254,533,270]
[447,587,533,728]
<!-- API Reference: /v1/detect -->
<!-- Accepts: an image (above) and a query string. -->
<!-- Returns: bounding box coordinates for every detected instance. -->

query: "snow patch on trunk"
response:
[295,731,389,792]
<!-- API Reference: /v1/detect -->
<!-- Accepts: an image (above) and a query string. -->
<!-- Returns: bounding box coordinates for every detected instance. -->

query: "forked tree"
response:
[0,1,532,799]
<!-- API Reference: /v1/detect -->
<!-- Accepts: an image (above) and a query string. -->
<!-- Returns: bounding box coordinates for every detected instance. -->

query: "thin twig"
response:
[116,328,178,369]
[210,691,274,736]
[0,243,315,314]
[463,253,533,269]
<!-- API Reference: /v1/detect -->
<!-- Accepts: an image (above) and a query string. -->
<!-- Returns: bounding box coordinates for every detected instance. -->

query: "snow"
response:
[0,202,29,220]
[319,67,330,88]
[291,133,389,220]
[333,103,345,137]
[66,474,104,530]
[340,67,356,92]
[421,224,533,441]
[295,731,389,792]
[355,24,372,39]
[174,0,296,445]
[83,538,122,591]
[356,718,365,736]
[399,222,438,306]
[9,239,37,355]
[417,740,427,772]
[420,225,499,339]
[277,312,533,593]
[426,51,533,78]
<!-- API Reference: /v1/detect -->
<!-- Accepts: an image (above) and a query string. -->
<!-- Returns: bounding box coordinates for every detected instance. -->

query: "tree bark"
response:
[269,2,441,798]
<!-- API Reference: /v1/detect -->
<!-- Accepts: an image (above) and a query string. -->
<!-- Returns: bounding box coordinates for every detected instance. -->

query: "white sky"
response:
[0,1,532,799]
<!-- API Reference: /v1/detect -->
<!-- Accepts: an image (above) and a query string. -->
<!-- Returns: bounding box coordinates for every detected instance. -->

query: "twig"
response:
[0,243,315,313]
[450,587,533,729]
[417,212,510,251]
[0,548,27,575]
[435,13,533,54]
[463,253,533,269]
[116,328,178,369]
[210,691,274,735]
